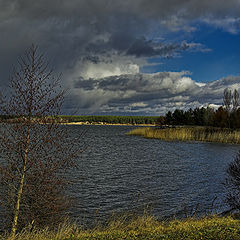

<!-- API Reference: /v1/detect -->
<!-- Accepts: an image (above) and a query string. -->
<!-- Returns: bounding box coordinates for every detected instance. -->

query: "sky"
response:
[1,0,240,116]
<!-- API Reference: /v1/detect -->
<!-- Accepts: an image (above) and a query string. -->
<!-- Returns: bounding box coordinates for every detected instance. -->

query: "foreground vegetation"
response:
[1,215,240,240]
[127,126,240,144]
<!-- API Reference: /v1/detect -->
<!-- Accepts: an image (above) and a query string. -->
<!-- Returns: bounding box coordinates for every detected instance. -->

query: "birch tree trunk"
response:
[11,129,30,236]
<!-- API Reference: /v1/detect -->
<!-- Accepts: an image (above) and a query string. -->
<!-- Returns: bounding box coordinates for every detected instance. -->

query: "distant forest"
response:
[58,115,159,125]
[162,89,240,129]
[0,115,159,125]
[162,106,240,129]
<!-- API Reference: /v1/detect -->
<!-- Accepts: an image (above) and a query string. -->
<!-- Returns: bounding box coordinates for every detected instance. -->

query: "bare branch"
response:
[0,45,83,234]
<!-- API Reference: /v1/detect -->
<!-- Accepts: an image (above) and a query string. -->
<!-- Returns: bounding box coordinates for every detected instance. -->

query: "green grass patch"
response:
[127,126,240,144]
[1,215,240,240]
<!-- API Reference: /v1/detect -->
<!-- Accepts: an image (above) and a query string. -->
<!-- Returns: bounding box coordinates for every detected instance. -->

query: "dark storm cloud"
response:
[1,0,240,114]
[74,77,96,90]
[0,1,238,66]
[1,0,239,68]
[126,38,188,57]
[126,38,208,57]
[2,0,239,21]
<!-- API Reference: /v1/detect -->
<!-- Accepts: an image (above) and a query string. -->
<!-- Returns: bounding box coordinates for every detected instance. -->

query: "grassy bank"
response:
[1,215,240,240]
[127,126,240,144]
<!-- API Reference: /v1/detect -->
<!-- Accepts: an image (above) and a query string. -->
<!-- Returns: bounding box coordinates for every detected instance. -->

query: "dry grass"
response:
[0,222,80,240]
[1,215,240,240]
[127,126,240,144]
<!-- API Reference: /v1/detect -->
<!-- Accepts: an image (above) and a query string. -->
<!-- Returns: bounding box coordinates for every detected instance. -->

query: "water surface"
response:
[67,125,239,224]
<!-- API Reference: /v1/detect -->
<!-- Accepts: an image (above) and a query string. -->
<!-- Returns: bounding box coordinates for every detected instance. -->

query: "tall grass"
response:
[127,126,240,144]
[1,215,240,240]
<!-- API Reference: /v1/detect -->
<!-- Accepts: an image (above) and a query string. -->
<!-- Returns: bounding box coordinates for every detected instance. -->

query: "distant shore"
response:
[62,121,156,126]
[0,115,160,126]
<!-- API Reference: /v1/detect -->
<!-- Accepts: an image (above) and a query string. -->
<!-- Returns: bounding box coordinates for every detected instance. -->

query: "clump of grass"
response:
[1,215,240,240]
[0,221,80,240]
[127,126,240,144]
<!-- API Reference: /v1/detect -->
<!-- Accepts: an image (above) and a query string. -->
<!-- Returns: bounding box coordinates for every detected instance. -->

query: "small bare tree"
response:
[223,88,240,113]
[0,91,3,105]
[223,88,240,128]
[0,45,80,236]
[223,88,232,115]
[226,151,240,211]
[232,89,239,112]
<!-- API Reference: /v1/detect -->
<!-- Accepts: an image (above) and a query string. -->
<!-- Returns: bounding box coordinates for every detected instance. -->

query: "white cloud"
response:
[161,15,196,32]
[208,103,221,109]
[195,82,206,87]
[80,62,139,79]
[130,102,148,107]
[171,76,196,94]
[68,53,143,81]
[202,17,240,34]
[65,70,240,115]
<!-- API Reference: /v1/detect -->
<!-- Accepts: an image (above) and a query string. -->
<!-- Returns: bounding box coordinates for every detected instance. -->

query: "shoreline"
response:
[0,120,156,126]
[127,126,240,144]
[62,121,156,126]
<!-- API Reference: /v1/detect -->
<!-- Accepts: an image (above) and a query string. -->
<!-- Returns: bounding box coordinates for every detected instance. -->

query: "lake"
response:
[67,125,240,224]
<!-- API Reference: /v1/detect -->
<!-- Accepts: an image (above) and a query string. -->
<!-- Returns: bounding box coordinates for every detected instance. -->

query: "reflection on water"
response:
[65,125,239,224]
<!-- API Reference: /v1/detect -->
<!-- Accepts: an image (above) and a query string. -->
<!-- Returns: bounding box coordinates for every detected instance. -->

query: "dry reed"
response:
[127,127,240,144]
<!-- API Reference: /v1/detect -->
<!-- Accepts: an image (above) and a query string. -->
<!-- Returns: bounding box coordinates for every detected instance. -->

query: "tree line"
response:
[162,88,240,129]
[0,115,159,125]
[59,115,159,125]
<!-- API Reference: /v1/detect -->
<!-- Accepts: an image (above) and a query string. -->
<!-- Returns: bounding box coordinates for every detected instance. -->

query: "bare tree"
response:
[0,45,80,236]
[0,91,3,105]
[223,88,232,115]
[226,151,240,211]
[232,89,239,112]
[223,88,240,128]
[223,88,240,113]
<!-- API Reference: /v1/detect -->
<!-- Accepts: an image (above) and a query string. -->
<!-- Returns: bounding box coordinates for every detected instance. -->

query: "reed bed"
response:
[1,215,240,240]
[127,126,240,144]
